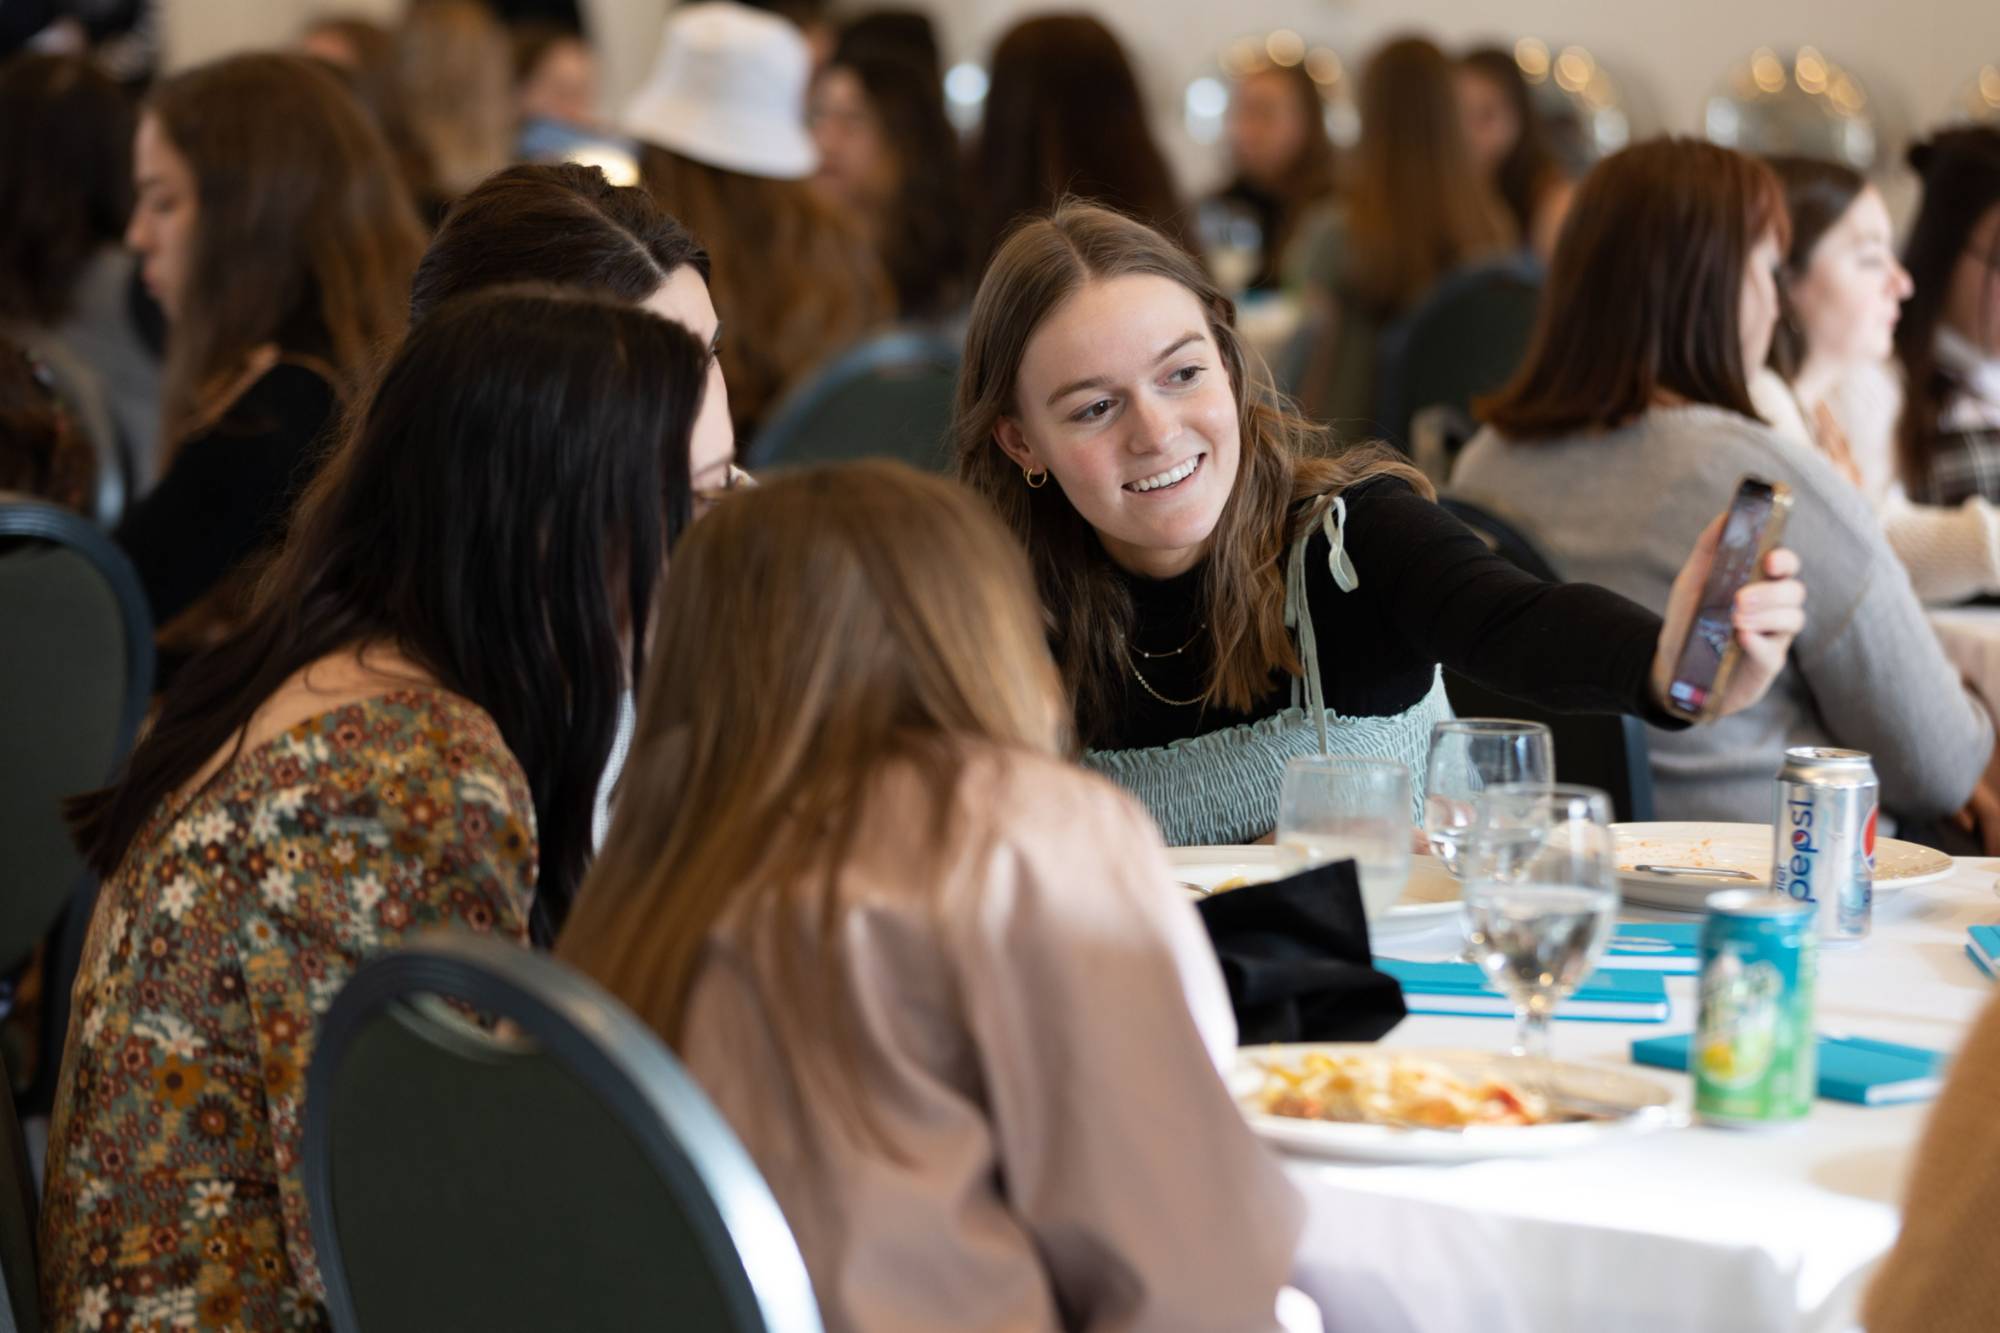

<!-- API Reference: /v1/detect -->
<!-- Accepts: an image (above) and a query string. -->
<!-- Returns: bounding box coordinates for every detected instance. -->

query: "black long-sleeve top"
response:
[115,362,335,629]
[1087,475,1677,751]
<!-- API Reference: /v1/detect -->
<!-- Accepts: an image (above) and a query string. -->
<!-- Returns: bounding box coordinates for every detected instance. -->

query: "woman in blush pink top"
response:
[561,461,1306,1332]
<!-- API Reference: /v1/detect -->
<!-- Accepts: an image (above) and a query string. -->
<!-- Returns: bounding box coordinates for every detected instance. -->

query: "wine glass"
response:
[1276,757,1413,922]
[1459,784,1619,1066]
[1425,719,1555,878]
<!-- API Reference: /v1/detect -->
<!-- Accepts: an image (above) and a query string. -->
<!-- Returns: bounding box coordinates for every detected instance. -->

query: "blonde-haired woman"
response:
[560,461,1306,1332]
[955,202,1807,846]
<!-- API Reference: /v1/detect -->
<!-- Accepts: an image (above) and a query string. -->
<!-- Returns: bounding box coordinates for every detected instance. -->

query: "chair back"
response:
[746,328,960,473]
[1436,494,1654,821]
[1437,495,1561,583]
[0,500,153,971]
[1443,673,1657,822]
[0,1044,40,1333]
[1376,256,1542,454]
[303,932,823,1333]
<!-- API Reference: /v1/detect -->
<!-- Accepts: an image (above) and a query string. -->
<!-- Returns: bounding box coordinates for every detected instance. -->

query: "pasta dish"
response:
[1253,1051,1552,1129]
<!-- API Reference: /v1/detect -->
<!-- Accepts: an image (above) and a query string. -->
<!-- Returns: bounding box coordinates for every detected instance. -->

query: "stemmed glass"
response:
[1424,720,1555,879]
[1458,784,1619,1065]
[1275,757,1413,921]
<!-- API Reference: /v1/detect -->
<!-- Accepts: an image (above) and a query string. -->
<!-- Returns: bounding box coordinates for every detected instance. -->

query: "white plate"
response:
[1168,846,1462,937]
[1613,822,1953,911]
[1233,1044,1686,1164]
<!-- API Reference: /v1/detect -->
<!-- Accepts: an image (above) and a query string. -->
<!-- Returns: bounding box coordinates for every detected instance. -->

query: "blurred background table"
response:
[1930,606,2000,711]
[1282,856,1998,1333]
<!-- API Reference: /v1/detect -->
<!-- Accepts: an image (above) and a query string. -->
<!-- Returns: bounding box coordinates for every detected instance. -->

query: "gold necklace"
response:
[1128,622,1206,659]
[1125,622,1208,707]
[1128,658,1207,707]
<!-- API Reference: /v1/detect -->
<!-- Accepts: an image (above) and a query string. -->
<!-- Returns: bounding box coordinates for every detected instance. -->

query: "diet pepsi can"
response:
[1769,747,1877,947]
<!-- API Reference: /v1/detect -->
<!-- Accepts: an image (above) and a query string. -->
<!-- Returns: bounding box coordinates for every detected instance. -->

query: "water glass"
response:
[1276,757,1413,920]
[1425,719,1555,878]
[1459,784,1619,1063]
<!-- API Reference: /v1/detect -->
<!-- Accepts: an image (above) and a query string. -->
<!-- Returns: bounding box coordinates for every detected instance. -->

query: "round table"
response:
[1281,856,1997,1333]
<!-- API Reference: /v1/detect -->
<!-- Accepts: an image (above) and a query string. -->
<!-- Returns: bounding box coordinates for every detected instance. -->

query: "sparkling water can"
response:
[1695,890,1817,1127]
[1769,746,1877,946]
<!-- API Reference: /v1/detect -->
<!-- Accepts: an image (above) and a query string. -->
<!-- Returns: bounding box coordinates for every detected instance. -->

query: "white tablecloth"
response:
[1929,606,2000,708]
[1283,857,2000,1333]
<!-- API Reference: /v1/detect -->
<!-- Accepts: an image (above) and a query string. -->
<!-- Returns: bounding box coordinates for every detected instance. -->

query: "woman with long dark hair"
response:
[1208,59,1340,292]
[1456,139,1993,831]
[42,288,718,1330]
[410,160,742,846]
[954,201,1802,847]
[1289,35,1515,429]
[964,14,1188,276]
[1896,127,2000,507]
[809,44,968,320]
[1457,47,1574,261]
[113,53,425,645]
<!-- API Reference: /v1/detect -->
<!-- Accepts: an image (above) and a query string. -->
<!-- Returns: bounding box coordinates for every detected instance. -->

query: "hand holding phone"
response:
[1657,477,1799,722]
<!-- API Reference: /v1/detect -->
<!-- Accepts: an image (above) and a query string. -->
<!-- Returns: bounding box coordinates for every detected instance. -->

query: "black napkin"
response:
[1195,859,1407,1044]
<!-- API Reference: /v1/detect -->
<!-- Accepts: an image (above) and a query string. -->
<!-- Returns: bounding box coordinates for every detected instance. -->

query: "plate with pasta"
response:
[1233,1045,1684,1163]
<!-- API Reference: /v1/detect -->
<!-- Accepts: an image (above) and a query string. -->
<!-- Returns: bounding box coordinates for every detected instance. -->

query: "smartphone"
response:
[1663,476,1794,722]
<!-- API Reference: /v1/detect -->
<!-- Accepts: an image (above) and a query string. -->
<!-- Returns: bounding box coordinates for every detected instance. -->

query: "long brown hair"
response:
[1764,155,1867,381]
[827,49,969,320]
[394,0,514,199]
[147,54,425,451]
[1895,127,2000,490]
[953,202,1429,747]
[1480,138,1789,439]
[965,15,1189,276]
[1345,36,1514,316]
[559,461,1064,1136]
[1227,62,1340,268]
[301,14,439,214]
[0,55,134,326]
[1459,48,1563,247]
[638,143,890,435]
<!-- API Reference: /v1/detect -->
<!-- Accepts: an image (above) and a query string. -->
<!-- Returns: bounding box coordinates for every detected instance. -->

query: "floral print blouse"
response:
[39,689,538,1332]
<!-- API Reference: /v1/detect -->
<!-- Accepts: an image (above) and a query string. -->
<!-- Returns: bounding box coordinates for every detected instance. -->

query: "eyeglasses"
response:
[692,462,754,515]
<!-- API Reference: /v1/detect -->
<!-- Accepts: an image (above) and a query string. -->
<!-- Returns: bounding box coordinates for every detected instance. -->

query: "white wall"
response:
[163,0,2000,195]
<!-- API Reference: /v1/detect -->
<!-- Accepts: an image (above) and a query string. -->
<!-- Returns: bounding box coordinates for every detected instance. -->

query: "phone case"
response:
[1666,480,1794,723]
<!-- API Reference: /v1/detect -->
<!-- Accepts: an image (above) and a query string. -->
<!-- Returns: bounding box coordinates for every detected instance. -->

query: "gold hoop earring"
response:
[1023,466,1050,489]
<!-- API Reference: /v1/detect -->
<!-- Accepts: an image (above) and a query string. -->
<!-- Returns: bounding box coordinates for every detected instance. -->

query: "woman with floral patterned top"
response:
[44,286,726,1331]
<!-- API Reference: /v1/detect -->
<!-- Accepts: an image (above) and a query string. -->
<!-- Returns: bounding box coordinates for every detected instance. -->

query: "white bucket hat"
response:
[622,2,819,181]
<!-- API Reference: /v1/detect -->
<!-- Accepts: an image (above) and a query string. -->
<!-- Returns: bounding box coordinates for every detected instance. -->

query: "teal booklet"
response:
[1376,959,1670,1022]
[1630,1032,1947,1106]
[1967,925,2000,981]
[1603,922,1701,974]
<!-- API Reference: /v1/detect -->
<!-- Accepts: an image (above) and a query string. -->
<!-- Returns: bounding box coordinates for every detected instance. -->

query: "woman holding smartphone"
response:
[1455,139,1993,831]
[953,201,1806,847]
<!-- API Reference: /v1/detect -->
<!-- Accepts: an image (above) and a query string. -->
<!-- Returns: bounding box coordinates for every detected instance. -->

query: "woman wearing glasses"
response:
[411,161,749,839]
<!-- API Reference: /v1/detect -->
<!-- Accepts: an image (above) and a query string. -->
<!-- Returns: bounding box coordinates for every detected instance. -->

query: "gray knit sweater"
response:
[1454,405,1992,823]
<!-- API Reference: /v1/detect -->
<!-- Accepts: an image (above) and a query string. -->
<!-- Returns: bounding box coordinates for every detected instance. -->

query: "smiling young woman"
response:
[956,202,1807,846]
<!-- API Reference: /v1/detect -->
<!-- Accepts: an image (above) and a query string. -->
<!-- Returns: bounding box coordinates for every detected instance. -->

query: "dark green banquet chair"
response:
[746,327,961,473]
[0,499,154,1113]
[1437,495,1656,823]
[303,931,824,1333]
